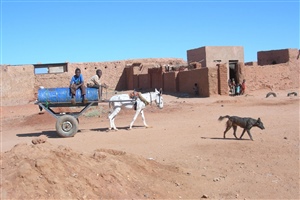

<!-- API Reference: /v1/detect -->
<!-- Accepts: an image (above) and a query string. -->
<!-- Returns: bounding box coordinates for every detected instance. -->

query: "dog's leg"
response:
[223,120,232,138]
[240,129,246,139]
[232,125,238,139]
[246,129,254,141]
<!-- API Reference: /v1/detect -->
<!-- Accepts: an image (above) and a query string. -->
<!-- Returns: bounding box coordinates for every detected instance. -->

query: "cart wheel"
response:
[55,115,79,137]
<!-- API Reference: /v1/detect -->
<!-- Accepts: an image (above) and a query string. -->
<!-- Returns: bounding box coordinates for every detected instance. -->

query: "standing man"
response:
[231,78,236,96]
[241,79,246,95]
[70,68,87,104]
[87,69,107,101]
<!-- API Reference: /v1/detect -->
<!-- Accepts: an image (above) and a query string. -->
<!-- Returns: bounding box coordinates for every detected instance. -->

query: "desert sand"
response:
[1,88,299,199]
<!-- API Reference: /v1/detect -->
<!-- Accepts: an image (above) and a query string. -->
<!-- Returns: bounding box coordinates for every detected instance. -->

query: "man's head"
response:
[96,69,102,78]
[75,68,81,77]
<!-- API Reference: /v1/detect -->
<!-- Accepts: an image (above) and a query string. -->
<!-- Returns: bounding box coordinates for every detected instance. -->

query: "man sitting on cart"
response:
[87,69,108,101]
[70,68,87,104]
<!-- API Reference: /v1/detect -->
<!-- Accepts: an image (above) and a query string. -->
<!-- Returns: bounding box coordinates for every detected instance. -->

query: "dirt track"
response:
[1,89,299,199]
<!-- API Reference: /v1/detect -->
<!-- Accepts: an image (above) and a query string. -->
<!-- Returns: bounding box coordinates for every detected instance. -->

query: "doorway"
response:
[229,60,238,83]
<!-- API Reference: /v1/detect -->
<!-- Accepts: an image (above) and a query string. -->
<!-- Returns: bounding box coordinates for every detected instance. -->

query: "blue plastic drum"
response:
[38,87,98,103]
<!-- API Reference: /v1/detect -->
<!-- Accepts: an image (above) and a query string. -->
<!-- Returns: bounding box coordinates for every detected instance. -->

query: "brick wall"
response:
[217,64,228,95]
[138,74,150,90]
[1,58,186,106]
[149,67,163,90]
[187,46,244,68]
[0,65,35,105]
[187,47,206,66]
[244,63,298,91]
[163,72,177,93]
[208,67,218,96]
[177,68,209,97]
[258,49,290,65]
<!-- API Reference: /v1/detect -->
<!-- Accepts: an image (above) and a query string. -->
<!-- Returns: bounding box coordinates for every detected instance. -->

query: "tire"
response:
[266,92,276,98]
[55,115,79,137]
[287,92,297,97]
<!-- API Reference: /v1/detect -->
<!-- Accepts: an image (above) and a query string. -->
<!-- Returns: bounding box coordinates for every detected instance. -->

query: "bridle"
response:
[149,92,160,106]
[149,92,152,105]
[149,90,162,107]
[158,93,161,106]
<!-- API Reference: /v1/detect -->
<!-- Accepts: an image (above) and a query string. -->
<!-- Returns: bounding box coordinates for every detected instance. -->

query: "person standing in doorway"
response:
[231,78,236,96]
[228,79,232,94]
[241,79,246,95]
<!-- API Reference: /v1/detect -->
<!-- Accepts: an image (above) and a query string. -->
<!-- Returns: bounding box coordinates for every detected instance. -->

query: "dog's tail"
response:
[218,115,230,121]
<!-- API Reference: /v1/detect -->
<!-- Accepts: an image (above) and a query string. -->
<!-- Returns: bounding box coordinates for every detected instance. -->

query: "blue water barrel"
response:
[38,87,98,103]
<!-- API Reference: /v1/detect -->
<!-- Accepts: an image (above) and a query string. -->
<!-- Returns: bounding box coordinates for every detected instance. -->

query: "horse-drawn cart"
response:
[36,87,163,137]
[35,87,134,137]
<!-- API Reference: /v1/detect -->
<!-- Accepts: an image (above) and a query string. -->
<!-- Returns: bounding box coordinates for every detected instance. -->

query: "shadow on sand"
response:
[17,131,59,138]
[91,125,145,132]
[201,137,250,141]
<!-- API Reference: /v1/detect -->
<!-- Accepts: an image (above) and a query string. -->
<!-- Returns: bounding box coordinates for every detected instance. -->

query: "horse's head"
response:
[154,88,164,109]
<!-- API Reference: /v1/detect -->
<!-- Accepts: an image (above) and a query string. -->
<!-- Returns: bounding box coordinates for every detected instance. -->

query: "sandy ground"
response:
[1,89,299,199]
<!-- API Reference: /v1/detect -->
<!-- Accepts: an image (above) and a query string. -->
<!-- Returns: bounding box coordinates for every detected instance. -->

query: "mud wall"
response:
[1,58,186,106]
[258,49,290,65]
[205,46,244,69]
[1,49,299,106]
[138,74,150,90]
[207,67,218,96]
[187,46,244,68]
[187,47,206,65]
[217,63,229,95]
[149,68,164,90]
[177,68,209,97]
[1,65,35,105]
[244,49,299,91]
[163,72,177,93]
[244,63,299,91]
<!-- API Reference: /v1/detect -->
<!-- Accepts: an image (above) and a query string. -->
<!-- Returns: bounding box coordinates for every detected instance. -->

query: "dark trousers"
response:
[70,84,86,97]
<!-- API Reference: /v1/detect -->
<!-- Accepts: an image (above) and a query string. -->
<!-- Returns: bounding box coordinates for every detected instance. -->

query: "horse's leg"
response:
[129,109,141,130]
[140,110,149,128]
[108,106,121,130]
[112,117,118,130]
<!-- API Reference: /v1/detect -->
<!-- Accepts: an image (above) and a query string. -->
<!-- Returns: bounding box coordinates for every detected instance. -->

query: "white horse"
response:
[108,88,164,130]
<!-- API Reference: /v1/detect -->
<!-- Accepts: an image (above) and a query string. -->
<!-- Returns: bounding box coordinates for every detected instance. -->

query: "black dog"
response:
[218,115,265,141]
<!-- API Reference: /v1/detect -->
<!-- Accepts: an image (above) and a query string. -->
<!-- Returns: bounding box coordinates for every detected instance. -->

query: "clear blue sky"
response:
[1,0,299,65]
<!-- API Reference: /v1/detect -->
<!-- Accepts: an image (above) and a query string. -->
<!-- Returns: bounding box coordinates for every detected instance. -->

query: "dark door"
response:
[229,60,238,83]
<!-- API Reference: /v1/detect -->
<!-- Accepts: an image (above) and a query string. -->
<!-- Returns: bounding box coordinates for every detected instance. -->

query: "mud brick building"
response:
[1,47,299,106]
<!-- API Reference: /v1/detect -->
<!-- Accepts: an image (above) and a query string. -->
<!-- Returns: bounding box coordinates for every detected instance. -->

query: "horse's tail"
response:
[218,115,230,121]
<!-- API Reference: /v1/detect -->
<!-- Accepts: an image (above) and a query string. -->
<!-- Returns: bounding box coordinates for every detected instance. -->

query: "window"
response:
[34,63,68,74]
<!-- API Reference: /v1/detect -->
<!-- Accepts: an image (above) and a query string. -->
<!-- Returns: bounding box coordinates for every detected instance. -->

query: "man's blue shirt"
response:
[70,74,84,85]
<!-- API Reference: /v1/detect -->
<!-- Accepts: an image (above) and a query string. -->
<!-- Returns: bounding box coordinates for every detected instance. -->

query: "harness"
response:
[129,91,149,108]
[137,92,149,105]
